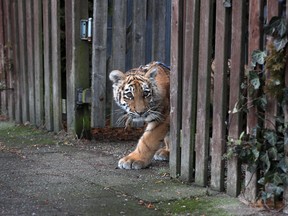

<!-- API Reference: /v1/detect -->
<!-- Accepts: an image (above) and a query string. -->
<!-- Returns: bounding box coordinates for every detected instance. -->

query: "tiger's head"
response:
[109,63,170,125]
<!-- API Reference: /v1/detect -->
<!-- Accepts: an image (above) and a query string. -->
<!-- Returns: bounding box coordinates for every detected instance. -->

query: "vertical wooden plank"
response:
[131,0,146,67]
[26,0,35,125]
[170,0,183,178]
[227,0,246,197]
[43,0,53,130]
[194,0,213,186]
[51,0,62,132]
[0,0,4,114]
[18,0,29,123]
[180,0,200,182]
[282,4,288,215]
[244,0,264,203]
[33,0,44,127]
[91,0,108,128]
[65,0,91,138]
[10,0,21,123]
[3,0,14,120]
[110,0,127,127]
[265,0,279,130]
[151,0,166,62]
[210,0,229,191]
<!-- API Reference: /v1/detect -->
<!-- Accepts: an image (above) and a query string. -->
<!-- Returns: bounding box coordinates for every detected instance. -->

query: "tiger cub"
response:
[109,62,170,169]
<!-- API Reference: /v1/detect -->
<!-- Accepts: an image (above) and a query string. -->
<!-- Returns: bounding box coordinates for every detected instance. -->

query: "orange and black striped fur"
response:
[109,62,170,169]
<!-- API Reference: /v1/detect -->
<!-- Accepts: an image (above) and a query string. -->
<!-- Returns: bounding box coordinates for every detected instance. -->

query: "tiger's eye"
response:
[143,91,150,97]
[125,92,133,99]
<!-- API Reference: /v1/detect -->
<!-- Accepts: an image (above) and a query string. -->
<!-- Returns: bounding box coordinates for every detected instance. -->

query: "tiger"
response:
[109,61,170,169]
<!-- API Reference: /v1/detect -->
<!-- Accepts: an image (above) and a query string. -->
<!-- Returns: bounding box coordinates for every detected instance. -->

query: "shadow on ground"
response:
[0,121,283,215]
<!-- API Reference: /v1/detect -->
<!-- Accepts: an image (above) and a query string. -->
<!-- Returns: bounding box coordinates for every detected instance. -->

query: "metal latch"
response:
[76,88,91,105]
[80,18,92,41]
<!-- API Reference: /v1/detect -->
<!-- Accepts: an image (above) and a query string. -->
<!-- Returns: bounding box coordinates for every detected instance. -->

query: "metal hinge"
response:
[80,18,93,42]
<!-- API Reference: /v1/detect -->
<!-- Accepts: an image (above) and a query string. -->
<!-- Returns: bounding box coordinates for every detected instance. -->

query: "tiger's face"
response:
[109,67,164,124]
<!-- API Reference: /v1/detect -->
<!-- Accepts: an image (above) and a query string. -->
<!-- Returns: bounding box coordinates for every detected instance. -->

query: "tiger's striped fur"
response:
[109,61,170,169]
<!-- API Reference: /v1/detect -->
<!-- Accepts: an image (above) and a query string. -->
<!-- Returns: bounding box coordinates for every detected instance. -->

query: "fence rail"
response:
[0,0,287,210]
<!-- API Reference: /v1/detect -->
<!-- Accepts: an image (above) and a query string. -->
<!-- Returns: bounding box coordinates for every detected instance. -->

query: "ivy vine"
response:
[225,16,288,205]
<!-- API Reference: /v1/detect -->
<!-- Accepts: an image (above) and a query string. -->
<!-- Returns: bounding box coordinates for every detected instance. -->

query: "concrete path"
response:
[0,122,282,215]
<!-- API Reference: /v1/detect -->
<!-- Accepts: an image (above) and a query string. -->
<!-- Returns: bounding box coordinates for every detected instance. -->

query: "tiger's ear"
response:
[109,70,125,83]
[145,68,158,81]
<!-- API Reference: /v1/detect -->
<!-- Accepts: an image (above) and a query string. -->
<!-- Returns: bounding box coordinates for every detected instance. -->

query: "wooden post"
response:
[110,0,127,127]
[180,0,200,182]
[43,0,53,131]
[151,0,166,62]
[282,3,288,215]
[33,0,44,127]
[170,0,183,178]
[195,0,213,186]
[3,0,14,121]
[244,0,264,203]
[0,0,4,114]
[10,0,21,123]
[265,0,279,130]
[26,0,35,125]
[91,0,108,128]
[51,0,62,132]
[227,0,246,197]
[211,0,230,191]
[65,0,91,138]
[18,0,29,123]
[131,0,146,67]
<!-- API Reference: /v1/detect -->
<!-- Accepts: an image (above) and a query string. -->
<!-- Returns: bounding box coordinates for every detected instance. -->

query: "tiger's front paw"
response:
[118,155,149,169]
[153,148,169,161]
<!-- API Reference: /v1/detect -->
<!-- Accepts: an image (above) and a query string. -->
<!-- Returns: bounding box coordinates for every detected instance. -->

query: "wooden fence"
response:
[0,0,288,208]
[170,0,288,208]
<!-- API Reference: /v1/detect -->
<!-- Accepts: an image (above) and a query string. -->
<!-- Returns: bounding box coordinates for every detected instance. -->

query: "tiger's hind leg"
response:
[153,133,170,161]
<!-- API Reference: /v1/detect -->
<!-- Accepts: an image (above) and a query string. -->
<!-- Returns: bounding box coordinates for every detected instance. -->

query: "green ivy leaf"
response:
[251,50,266,67]
[264,131,277,146]
[252,147,259,161]
[278,158,288,173]
[268,147,278,160]
[280,173,288,185]
[265,16,287,37]
[260,152,271,174]
[273,173,283,186]
[249,71,260,89]
[273,37,288,51]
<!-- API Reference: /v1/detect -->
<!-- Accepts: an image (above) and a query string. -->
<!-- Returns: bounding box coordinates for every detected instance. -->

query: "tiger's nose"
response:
[135,111,145,116]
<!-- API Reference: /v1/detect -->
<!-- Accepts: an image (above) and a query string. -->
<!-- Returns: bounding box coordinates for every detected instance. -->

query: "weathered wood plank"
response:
[17,0,29,123]
[33,0,44,127]
[0,0,4,114]
[3,0,14,121]
[180,0,200,182]
[26,0,35,125]
[195,0,213,186]
[10,0,21,123]
[65,0,91,138]
[131,0,146,67]
[170,0,183,178]
[244,0,264,203]
[210,0,230,191]
[43,0,53,130]
[151,0,166,62]
[265,0,279,130]
[283,3,288,213]
[91,0,108,128]
[227,0,246,197]
[51,0,62,132]
[110,0,127,127]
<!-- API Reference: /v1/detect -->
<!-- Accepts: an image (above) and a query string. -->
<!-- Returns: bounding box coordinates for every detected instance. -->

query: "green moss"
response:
[157,195,239,216]
[0,122,55,148]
